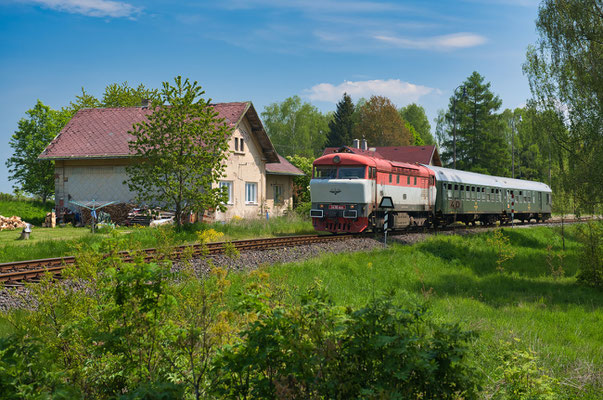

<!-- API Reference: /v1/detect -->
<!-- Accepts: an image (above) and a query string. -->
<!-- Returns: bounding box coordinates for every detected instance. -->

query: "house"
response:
[39,102,304,221]
[322,140,442,166]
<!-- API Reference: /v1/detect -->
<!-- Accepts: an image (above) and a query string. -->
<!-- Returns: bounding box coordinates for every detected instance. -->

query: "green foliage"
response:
[492,339,558,400]
[0,196,53,225]
[486,229,516,273]
[523,0,602,211]
[326,92,356,147]
[261,96,331,158]
[101,81,160,107]
[5,101,71,202]
[406,121,424,146]
[294,201,312,219]
[213,286,480,399]
[126,76,231,225]
[439,72,510,175]
[575,222,602,288]
[353,95,412,147]
[399,103,435,145]
[286,155,312,206]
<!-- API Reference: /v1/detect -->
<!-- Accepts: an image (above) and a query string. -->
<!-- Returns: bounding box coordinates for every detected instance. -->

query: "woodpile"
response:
[42,212,56,228]
[0,215,28,231]
[79,203,136,225]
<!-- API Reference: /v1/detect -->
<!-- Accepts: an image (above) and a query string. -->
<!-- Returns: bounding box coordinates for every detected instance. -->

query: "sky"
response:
[0,0,542,194]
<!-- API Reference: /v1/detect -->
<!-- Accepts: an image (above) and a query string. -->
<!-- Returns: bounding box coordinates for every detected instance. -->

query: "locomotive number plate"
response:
[329,205,346,210]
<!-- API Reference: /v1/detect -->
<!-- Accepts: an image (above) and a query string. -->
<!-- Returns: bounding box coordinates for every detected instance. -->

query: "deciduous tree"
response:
[399,103,434,145]
[523,0,602,212]
[126,77,231,226]
[6,101,71,202]
[261,96,330,158]
[353,96,411,147]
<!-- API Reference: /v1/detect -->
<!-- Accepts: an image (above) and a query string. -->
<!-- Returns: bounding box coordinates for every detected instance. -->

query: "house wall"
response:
[265,174,294,217]
[54,159,136,212]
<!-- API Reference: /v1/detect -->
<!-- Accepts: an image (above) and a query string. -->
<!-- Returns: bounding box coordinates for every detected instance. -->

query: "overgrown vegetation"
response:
[1,224,600,398]
[0,231,479,399]
[0,214,314,263]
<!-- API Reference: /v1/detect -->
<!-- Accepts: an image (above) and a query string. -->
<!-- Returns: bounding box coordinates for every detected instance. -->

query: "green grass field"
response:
[0,198,53,226]
[225,225,602,398]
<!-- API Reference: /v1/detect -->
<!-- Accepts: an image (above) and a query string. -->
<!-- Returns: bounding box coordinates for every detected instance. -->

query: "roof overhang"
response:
[240,103,279,163]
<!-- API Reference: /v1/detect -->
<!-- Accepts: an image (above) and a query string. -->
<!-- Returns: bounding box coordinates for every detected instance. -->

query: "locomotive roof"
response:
[425,165,552,192]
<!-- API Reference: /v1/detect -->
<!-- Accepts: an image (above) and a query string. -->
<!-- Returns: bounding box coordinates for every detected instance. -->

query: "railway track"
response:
[0,216,597,286]
[0,233,357,285]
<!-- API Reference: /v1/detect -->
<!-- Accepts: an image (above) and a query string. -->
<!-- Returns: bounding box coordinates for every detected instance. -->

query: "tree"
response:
[405,121,424,146]
[286,155,313,206]
[126,77,231,226]
[326,93,356,148]
[353,96,412,147]
[101,82,161,107]
[6,101,71,202]
[69,87,101,111]
[523,0,602,212]
[399,103,435,145]
[440,72,510,175]
[261,96,330,158]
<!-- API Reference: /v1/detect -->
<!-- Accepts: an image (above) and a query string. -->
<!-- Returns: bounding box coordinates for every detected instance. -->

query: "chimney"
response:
[352,139,360,149]
[361,139,368,150]
[141,98,149,108]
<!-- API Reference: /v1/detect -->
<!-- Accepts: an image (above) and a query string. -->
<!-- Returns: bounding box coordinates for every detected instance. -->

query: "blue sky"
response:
[0,0,541,194]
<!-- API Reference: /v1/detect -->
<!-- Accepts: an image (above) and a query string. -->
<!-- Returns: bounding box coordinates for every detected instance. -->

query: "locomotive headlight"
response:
[350,205,355,208]
[319,204,324,208]
[333,155,341,164]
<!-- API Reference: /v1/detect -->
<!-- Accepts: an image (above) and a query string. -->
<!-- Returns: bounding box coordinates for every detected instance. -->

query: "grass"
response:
[0,199,53,225]
[0,214,315,262]
[225,224,602,398]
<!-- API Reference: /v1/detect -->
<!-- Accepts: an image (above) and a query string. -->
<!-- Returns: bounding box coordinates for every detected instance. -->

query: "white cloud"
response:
[304,79,435,105]
[26,0,140,18]
[374,32,487,50]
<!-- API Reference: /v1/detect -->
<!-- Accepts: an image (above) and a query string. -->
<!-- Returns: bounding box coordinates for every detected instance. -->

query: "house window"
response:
[240,139,245,152]
[234,138,239,151]
[273,185,283,204]
[245,182,257,204]
[219,181,233,204]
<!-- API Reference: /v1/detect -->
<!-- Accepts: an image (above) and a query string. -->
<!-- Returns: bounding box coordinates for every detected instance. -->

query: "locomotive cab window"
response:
[338,166,366,179]
[314,166,337,179]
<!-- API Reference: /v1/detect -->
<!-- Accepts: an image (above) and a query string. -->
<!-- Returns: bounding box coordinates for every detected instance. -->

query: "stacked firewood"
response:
[0,215,27,231]
[42,212,56,228]
[79,203,136,225]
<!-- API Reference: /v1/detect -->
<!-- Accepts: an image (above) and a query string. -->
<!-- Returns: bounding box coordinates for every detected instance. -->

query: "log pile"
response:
[0,215,28,231]
[79,203,136,226]
[42,212,56,228]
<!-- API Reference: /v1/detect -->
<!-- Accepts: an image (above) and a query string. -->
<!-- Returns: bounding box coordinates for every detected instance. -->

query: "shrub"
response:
[576,222,602,288]
[212,286,480,399]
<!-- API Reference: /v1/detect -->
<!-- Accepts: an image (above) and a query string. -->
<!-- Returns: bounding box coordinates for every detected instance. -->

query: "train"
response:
[309,151,552,233]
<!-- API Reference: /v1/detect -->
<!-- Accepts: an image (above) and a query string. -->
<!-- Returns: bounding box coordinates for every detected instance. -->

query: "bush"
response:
[576,222,602,288]
[294,201,311,219]
[212,286,480,399]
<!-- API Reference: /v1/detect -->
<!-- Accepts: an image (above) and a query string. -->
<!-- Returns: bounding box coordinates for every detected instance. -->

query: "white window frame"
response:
[245,182,257,205]
[219,181,233,205]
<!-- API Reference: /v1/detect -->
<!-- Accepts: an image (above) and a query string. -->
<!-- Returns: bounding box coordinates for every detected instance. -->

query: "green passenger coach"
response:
[427,165,552,226]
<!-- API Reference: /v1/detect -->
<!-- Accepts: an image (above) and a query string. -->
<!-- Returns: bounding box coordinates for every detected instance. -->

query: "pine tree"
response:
[442,72,510,176]
[326,93,355,148]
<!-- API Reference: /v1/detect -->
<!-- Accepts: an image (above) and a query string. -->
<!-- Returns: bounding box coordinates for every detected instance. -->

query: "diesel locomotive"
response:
[310,151,552,233]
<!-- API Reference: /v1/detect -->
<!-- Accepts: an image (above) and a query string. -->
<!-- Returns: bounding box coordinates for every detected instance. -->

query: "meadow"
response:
[225,224,602,398]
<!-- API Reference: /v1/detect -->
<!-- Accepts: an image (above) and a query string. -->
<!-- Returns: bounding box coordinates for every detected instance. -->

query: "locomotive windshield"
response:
[314,166,337,179]
[313,166,366,179]
[338,166,366,179]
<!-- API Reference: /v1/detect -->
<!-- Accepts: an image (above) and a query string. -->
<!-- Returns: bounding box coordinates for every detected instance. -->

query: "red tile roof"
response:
[322,145,441,166]
[266,154,304,176]
[40,102,251,160]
